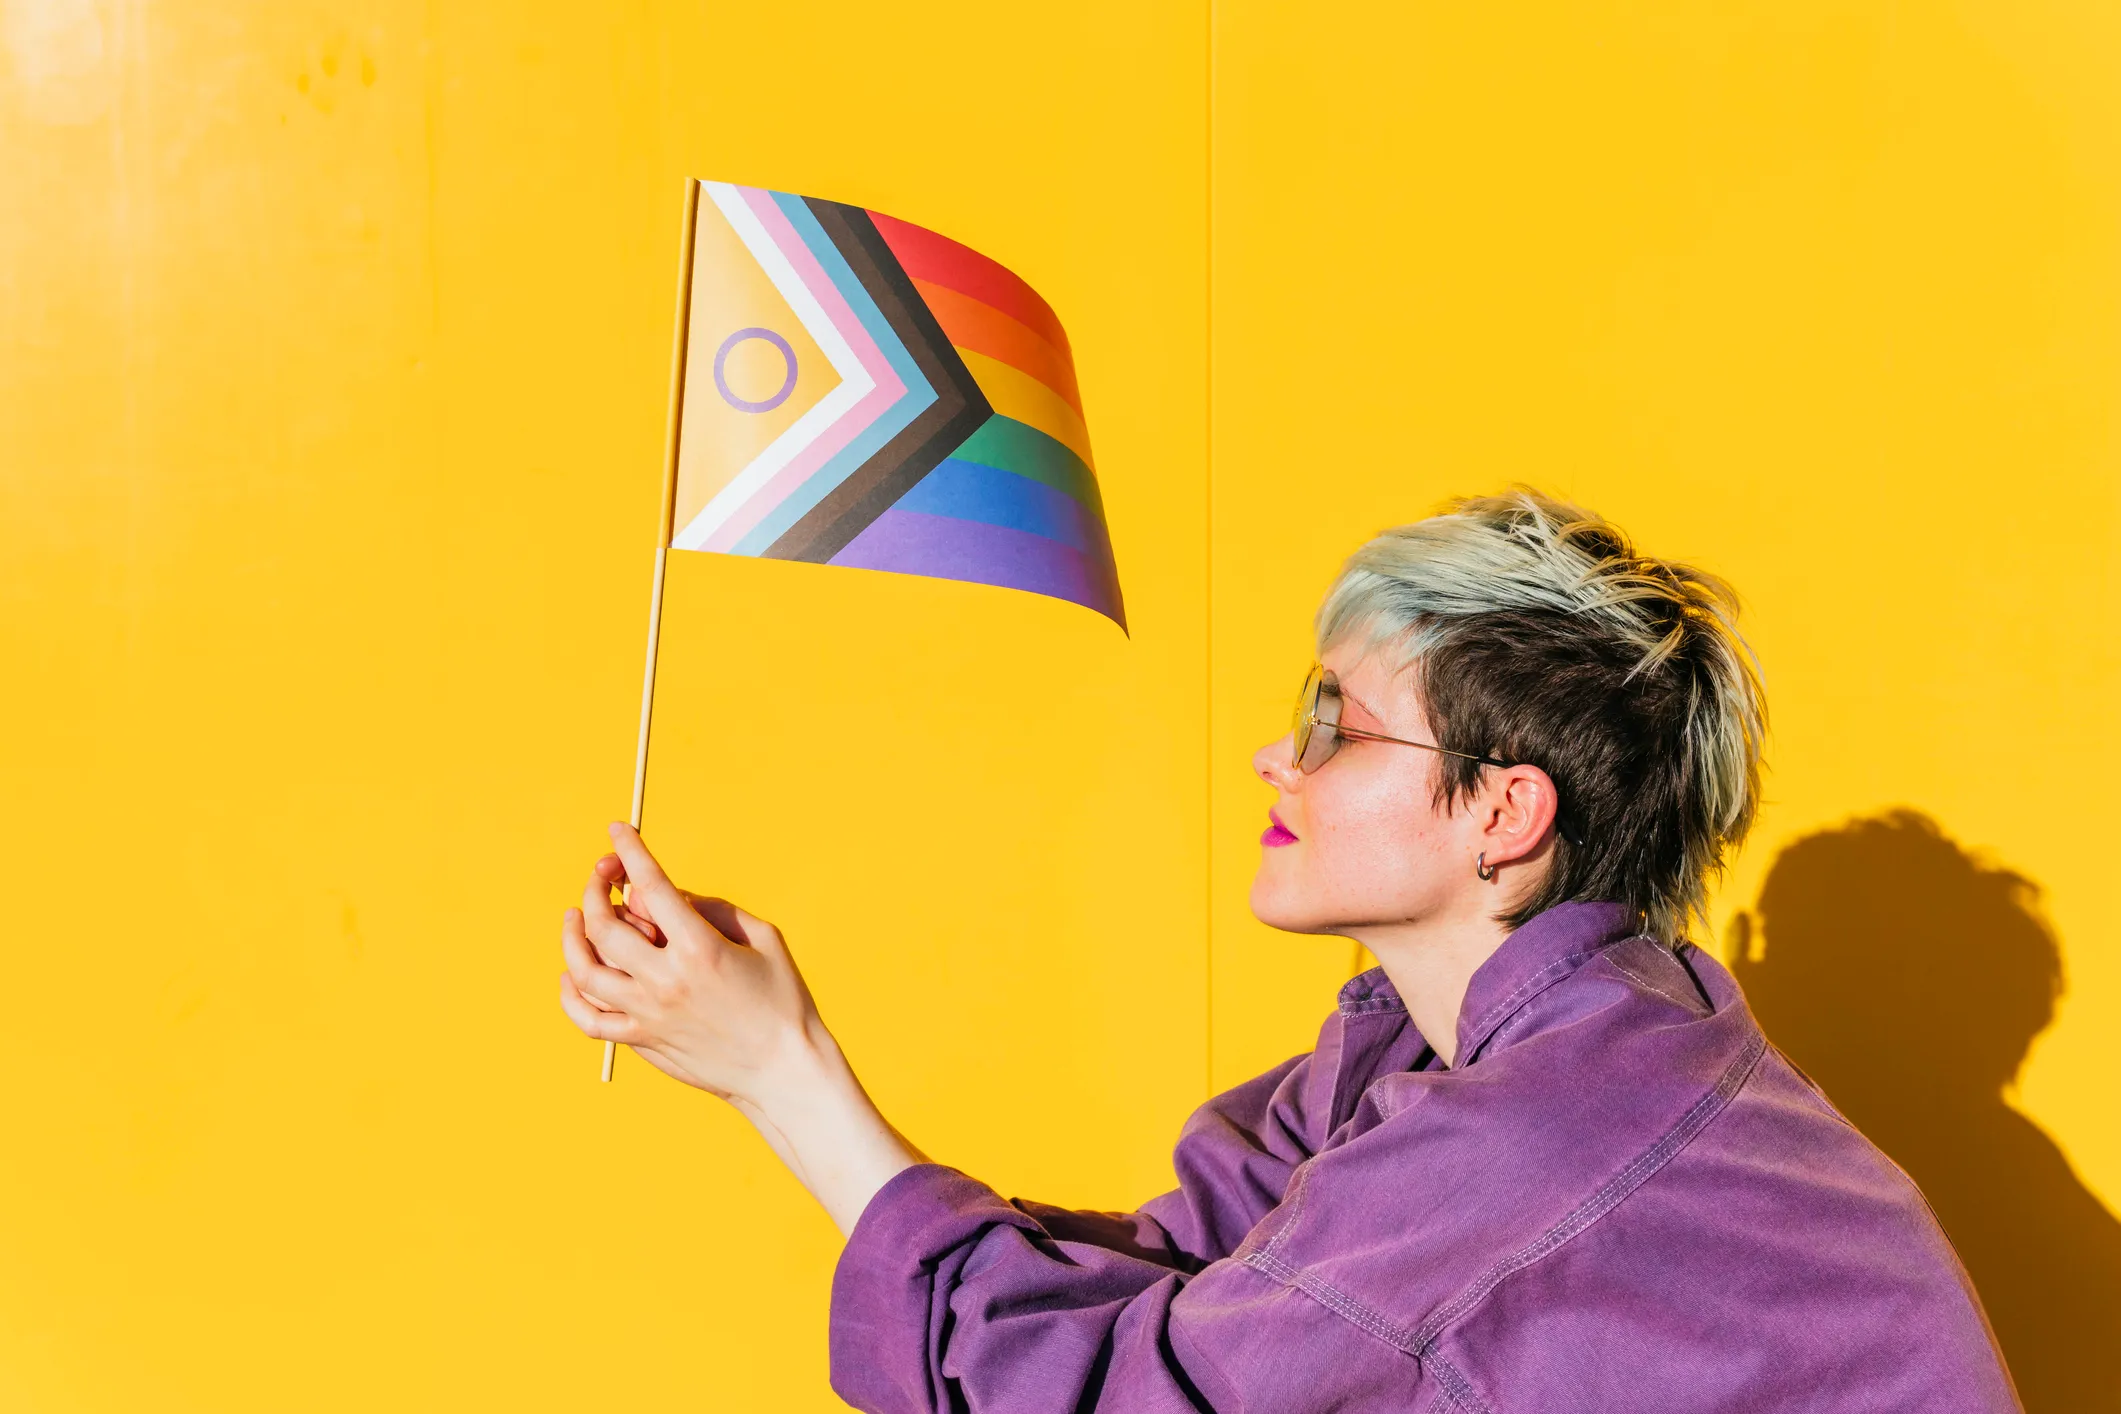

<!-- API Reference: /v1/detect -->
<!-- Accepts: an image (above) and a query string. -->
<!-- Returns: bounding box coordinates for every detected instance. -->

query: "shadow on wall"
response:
[1731,811,2121,1414]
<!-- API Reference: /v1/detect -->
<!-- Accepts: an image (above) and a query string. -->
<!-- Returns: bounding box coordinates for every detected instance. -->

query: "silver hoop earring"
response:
[1475,852,1498,882]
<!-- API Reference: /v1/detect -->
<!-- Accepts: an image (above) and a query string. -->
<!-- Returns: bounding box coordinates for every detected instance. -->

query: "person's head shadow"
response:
[1731,810,2121,1412]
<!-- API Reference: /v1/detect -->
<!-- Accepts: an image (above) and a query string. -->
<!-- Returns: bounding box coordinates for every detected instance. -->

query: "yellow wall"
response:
[4,1,2116,1410]
[1206,3,2121,1404]
[0,2,1205,1409]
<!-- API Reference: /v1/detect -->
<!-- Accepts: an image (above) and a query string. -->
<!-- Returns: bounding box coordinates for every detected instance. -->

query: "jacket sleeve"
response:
[1130,1050,1320,1268]
[828,1055,1327,1413]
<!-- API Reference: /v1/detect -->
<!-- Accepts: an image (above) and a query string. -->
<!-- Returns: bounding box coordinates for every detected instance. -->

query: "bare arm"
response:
[557,823,923,1237]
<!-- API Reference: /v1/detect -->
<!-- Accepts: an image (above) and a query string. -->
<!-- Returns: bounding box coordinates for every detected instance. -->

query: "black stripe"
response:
[764,200,994,564]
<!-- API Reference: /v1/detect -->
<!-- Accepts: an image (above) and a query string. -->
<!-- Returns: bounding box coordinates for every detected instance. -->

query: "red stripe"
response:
[869,210,1072,357]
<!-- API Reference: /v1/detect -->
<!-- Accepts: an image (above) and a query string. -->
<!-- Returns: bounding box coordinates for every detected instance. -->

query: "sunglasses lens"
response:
[1291,667,1314,766]
[1293,666,1341,773]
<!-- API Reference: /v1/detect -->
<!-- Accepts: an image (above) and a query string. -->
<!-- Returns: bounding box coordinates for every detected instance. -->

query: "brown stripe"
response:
[764,201,994,565]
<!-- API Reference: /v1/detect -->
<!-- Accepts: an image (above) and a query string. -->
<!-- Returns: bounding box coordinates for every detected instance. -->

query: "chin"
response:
[1248,873,1338,936]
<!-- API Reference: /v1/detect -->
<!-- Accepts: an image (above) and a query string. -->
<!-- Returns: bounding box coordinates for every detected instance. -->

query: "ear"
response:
[1472,763,1561,868]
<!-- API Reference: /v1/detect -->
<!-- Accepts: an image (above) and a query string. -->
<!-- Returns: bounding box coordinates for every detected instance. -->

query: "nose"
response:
[1254,734,1301,793]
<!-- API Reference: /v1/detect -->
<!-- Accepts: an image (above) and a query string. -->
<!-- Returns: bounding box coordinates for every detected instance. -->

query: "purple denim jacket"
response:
[830,901,2019,1412]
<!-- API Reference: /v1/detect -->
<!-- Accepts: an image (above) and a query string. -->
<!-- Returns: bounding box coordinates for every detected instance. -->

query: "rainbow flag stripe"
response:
[668,182,1124,630]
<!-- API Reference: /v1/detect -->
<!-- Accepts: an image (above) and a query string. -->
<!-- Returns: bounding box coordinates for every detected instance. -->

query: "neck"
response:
[1350,902,1517,1068]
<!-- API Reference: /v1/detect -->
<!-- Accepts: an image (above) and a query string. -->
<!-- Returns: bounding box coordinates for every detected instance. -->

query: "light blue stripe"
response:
[731,195,937,554]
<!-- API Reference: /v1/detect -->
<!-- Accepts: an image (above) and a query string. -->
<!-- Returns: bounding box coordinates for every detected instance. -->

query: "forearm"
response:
[741,1022,926,1238]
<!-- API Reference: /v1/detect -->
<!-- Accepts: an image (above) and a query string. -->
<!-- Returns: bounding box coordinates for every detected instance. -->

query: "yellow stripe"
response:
[958,348,1094,469]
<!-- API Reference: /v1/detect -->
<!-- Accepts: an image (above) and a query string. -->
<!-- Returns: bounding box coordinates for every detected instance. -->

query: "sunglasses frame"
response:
[1290,662,1587,847]
[1292,663,1511,774]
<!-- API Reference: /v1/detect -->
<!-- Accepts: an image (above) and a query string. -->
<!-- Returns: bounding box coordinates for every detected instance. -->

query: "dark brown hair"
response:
[1319,489,1766,942]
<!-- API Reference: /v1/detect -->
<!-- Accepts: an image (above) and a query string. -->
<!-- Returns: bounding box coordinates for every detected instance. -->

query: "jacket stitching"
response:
[1237,1254,1494,1412]
[1456,945,1606,1050]
[1602,952,1702,1014]
[1424,1351,1493,1414]
[1479,1007,1541,1057]
[1253,1157,1316,1261]
[1243,1249,1417,1349]
[1232,1027,1769,1414]
[1407,1028,1769,1353]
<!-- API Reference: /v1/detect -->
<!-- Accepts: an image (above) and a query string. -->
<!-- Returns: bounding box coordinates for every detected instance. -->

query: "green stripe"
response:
[950,416,1106,519]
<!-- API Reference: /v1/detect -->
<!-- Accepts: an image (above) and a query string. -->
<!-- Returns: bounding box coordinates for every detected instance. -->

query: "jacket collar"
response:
[1334,900,1645,1066]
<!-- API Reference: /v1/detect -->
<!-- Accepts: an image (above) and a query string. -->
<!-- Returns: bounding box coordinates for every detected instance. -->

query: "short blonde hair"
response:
[1318,488,1766,943]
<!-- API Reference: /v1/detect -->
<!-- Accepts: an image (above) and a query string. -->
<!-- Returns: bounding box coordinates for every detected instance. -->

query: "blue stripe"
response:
[892,458,1094,553]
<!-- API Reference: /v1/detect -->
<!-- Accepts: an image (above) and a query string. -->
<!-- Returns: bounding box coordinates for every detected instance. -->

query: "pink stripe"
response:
[704,187,908,552]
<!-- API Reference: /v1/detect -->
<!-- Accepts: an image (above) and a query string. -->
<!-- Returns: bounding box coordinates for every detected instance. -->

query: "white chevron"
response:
[671,182,877,551]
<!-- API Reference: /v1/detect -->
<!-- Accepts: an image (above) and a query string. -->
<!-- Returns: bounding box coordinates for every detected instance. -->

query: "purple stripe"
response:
[829,510,1123,624]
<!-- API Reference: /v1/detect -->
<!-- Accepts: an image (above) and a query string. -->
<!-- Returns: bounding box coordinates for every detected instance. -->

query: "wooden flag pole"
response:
[605,175,703,1083]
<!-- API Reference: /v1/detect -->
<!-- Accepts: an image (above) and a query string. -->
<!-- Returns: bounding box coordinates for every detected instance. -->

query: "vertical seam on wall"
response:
[1203,0,1217,1103]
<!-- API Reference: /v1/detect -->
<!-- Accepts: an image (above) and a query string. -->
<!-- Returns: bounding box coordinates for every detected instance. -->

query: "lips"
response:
[1261,809,1298,848]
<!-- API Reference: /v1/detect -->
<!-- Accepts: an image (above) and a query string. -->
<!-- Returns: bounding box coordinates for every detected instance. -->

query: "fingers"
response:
[588,854,663,944]
[560,973,643,1044]
[622,896,665,947]
[561,907,645,1012]
[581,871,661,973]
[606,823,695,935]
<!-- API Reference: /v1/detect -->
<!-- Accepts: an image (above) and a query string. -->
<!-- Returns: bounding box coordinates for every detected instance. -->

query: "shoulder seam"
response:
[1232,1026,1768,1413]
[1408,1028,1769,1354]
[1244,1247,1418,1347]
[1235,1254,1500,1413]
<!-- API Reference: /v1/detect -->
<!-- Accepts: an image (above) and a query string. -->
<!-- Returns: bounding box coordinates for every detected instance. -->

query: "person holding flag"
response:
[559,490,2019,1413]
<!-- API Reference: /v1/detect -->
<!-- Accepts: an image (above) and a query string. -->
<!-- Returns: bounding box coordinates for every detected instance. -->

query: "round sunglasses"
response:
[1291,663,1511,774]
[1291,664,1586,846]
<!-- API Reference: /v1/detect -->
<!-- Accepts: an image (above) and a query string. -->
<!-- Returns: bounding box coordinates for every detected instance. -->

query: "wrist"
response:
[745,1021,923,1237]
[744,1018,853,1129]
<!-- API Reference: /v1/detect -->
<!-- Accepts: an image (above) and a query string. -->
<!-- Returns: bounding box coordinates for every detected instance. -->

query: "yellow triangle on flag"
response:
[671,199,841,535]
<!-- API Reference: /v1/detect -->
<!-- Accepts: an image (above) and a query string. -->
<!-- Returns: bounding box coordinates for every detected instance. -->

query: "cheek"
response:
[1311,773,1442,882]
[1255,764,1452,925]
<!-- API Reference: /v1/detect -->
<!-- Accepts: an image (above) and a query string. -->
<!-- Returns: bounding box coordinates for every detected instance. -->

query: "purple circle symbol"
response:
[712,327,798,414]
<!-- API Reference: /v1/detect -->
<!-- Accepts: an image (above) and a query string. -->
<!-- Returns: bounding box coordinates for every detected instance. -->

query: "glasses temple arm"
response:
[1332,722,1512,769]
[1324,716,1578,841]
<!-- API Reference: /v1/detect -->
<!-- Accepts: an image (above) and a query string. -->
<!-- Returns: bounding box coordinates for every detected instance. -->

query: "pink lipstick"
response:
[1262,810,1297,847]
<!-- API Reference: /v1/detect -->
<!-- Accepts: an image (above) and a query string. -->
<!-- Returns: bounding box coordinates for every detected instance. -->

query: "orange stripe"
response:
[914,278,1084,417]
